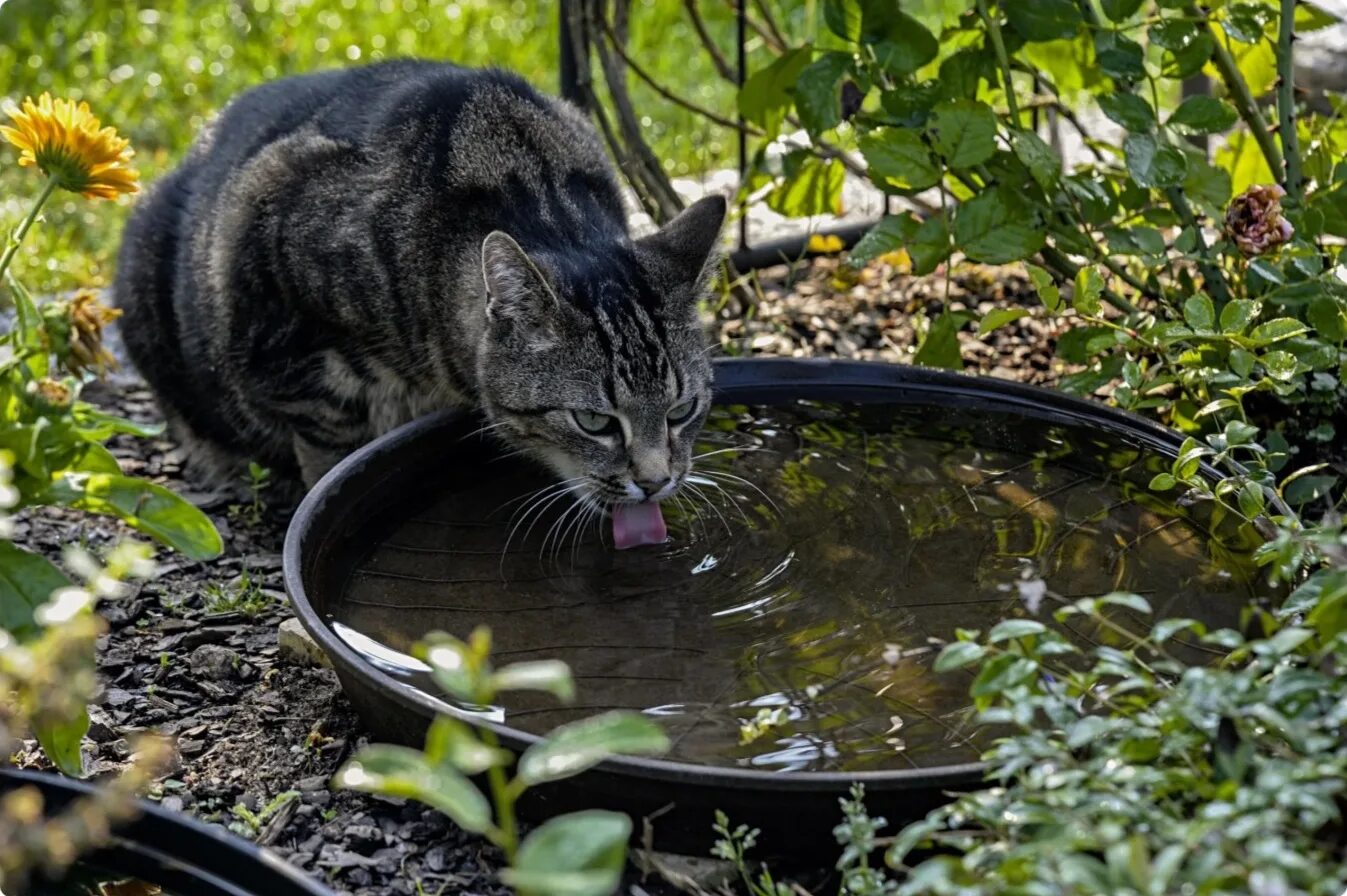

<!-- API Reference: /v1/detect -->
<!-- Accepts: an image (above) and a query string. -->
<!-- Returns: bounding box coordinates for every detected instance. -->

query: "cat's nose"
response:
[635,478,672,500]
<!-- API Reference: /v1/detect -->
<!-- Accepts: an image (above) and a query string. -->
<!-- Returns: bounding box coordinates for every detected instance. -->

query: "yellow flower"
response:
[1,93,139,199]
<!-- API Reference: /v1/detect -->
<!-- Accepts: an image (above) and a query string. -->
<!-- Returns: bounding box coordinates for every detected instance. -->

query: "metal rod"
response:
[737,0,749,251]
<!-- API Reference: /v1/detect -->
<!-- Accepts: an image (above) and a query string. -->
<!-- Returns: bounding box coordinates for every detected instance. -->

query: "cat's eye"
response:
[668,399,697,424]
[573,409,621,436]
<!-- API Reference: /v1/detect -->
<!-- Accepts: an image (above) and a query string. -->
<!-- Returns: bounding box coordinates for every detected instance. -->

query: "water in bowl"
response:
[331,400,1265,772]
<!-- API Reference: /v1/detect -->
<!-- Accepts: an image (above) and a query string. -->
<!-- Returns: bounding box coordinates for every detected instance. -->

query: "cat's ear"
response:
[637,194,727,296]
[481,231,557,329]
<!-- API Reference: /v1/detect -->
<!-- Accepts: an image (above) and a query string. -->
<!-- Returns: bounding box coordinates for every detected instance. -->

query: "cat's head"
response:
[475,194,726,511]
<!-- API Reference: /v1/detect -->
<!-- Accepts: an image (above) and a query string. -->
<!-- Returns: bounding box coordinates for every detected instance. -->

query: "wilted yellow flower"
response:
[28,378,73,409]
[41,290,122,377]
[1225,183,1294,257]
[1,93,139,199]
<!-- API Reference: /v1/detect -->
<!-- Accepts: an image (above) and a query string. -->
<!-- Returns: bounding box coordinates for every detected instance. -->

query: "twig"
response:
[682,0,737,82]
[597,15,762,133]
[1040,246,1142,313]
[751,0,790,52]
[977,0,1022,124]
[1277,0,1302,200]
[722,0,786,52]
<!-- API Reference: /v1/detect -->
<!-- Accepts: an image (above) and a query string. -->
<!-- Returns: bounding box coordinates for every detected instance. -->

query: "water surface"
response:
[333,401,1265,772]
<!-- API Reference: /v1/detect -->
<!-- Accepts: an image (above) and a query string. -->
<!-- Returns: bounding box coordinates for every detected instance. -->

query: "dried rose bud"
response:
[41,290,121,377]
[840,80,864,122]
[1225,183,1294,257]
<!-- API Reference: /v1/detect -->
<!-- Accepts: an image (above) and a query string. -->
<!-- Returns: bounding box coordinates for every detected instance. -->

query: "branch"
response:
[1277,0,1302,200]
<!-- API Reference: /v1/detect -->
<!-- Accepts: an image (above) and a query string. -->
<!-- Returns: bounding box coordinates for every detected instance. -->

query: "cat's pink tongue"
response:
[612,502,667,550]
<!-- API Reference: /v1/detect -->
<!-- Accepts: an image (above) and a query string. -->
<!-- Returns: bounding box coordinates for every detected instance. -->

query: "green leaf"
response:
[863,8,938,76]
[1308,296,1347,342]
[491,660,576,702]
[934,640,985,672]
[929,100,998,168]
[971,654,1037,697]
[1027,264,1062,312]
[1249,318,1310,345]
[417,633,479,703]
[978,308,1030,336]
[1223,3,1273,42]
[738,48,812,136]
[860,128,941,191]
[0,541,72,642]
[1182,158,1233,214]
[914,311,972,370]
[1095,32,1146,80]
[1167,96,1238,134]
[1150,473,1177,490]
[1219,298,1256,333]
[849,214,919,267]
[795,52,853,136]
[1151,617,1203,643]
[1229,348,1256,377]
[1073,267,1103,315]
[39,473,223,560]
[1100,0,1144,21]
[909,214,952,275]
[504,811,630,896]
[1098,93,1155,132]
[71,405,166,441]
[423,716,511,775]
[886,818,941,866]
[517,711,668,786]
[1004,0,1083,41]
[766,156,845,217]
[1011,129,1061,189]
[35,708,88,777]
[1262,350,1299,380]
[336,745,493,833]
[988,619,1047,642]
[953,188,1046,263]
[1125,134,1188,189]
[1183,294,1216,331]
[1100,592,1152,614]
[823,0,862,41]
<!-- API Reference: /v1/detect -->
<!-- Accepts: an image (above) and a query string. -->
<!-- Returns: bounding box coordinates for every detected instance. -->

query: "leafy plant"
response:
[201,568,273,617]
[228,790,299,838]
[228,461,272,526]
[1,96,222,772]
[335,626,669,896]
[740,0,1345,491]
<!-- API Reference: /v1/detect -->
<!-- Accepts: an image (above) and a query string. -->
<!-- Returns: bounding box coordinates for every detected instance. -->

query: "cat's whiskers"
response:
[681,479,732,535]
[694,469,782,517]
[499,478,586,571]
[685,472,752,524]
[691,445,772,461]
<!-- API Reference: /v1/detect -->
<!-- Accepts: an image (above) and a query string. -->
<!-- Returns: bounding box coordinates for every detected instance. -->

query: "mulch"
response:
[10,257,1067,896]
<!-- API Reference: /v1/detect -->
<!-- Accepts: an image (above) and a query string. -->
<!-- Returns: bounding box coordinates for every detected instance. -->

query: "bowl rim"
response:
[283,357,1281,793]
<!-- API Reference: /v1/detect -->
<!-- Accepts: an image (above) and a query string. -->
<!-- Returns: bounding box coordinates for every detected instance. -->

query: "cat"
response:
[112,60,726,545]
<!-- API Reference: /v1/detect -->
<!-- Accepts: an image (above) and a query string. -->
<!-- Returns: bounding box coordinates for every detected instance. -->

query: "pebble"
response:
[278,617,333,669]
[188,644,247,682]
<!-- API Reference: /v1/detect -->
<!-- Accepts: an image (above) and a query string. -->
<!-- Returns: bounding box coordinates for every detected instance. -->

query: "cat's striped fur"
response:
[113,60,726,509]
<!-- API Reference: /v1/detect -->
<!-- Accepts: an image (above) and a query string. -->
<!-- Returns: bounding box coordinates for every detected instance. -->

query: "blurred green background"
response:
[0,0,780,293]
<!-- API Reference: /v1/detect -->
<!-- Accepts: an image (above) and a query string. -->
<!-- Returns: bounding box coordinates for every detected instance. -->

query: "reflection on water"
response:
[333,401,1265,772]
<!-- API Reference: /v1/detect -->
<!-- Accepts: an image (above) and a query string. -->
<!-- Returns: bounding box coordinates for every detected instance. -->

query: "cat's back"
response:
[191,60,611,196]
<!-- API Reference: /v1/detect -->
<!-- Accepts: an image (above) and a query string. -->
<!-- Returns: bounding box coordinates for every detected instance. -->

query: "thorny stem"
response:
[977,0,1022,124]
[1184,2,1285,182]
[1277,0,1302,201]
[0,176,58,287]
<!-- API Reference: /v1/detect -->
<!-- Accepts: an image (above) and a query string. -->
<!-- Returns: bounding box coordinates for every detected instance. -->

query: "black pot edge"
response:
[283,358,1287,794]
[0,768,335,896]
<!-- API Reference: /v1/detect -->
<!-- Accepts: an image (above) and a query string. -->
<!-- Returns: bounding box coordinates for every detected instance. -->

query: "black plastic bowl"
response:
[283,358,1268,858]
[0,768,335,895]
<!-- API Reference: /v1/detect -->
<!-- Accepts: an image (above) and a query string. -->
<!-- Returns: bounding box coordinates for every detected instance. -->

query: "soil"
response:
[10,257,1067,896]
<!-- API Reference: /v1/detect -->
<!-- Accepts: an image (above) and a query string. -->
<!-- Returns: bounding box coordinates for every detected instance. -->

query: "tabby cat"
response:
[113,60,726,546]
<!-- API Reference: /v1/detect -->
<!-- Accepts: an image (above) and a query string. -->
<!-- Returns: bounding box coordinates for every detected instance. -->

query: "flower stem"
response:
[977,0,1021,124]
[1277,0,1302,201]
[1185,2,1285,182]
[0,176,59,287]
[479,727,519,862]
